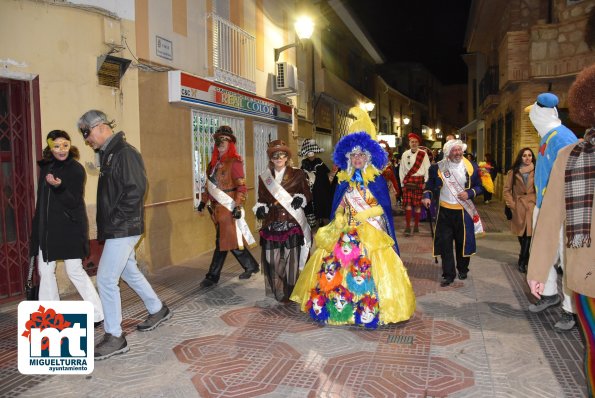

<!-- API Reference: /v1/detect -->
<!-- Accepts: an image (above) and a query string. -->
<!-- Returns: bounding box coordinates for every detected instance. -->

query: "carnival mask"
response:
[318,255,342,292]
[354,295,380,329]
[306,289,330,323]
[333,230,361,264]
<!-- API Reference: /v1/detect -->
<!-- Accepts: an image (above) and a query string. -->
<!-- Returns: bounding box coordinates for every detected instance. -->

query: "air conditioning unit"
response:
[274,62,298,95]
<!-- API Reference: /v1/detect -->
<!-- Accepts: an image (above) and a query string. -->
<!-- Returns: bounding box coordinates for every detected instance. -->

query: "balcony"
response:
[478,66,499,115]
[207,13,256,93]
[498,31,529,88]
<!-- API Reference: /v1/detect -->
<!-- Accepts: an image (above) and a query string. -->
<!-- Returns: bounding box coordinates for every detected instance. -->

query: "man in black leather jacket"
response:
[78,110,172,360]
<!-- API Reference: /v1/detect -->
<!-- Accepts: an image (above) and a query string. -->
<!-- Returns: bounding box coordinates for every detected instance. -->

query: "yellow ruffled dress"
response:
[290,184,416,326]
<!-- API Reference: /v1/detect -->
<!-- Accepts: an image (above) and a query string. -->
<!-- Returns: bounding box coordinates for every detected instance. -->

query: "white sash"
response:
[261,169,311,270]
[344,187,385,232]
[206,180,256,248]
[437,160,484,235]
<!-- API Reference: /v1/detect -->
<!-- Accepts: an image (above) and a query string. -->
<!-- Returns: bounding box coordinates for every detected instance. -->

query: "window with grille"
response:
[191,110,245,209]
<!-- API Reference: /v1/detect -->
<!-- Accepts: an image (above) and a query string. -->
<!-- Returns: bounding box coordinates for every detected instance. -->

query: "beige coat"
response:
[527,145,595,298]
[503,168,536,236]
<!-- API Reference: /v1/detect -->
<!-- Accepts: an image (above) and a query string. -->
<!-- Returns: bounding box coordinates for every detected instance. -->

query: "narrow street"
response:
[1,201,586,397]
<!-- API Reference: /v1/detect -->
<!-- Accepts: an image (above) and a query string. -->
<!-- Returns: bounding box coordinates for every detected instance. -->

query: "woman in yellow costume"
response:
[291,108,416,328]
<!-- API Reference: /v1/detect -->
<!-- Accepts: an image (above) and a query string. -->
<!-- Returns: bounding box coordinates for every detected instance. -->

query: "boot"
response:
[517,237,525,273]
[231,248,259,279]
[518,236,530,273]
[202,248,228,286]
[522,236,531,270]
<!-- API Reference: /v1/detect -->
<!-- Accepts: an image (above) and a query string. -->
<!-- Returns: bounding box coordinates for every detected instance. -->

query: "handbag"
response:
[504,205,513,220]
[25,256,39,301]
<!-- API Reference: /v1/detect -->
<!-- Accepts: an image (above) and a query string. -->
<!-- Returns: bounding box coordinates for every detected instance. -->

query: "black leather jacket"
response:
[97,132,146,240]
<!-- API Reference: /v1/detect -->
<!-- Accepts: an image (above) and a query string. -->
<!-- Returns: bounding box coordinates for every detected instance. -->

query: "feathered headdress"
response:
[333,107,387,171]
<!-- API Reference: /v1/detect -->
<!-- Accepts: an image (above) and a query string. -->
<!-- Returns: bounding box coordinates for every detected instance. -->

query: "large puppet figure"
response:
[291,107,416,328]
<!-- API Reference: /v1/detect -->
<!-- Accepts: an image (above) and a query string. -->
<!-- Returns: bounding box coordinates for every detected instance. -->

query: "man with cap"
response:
[525,92,578,331]
[399,132,431,235]
[196,125,259,288]
[78,110,172,360]
[422,140,484,286]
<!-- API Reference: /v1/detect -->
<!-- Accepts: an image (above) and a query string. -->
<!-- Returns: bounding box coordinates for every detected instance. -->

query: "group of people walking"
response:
[27,65,593,397]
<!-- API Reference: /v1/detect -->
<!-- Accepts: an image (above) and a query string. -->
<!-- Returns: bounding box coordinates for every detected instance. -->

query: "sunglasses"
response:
[215,137,231,145]
[79,123,102,139]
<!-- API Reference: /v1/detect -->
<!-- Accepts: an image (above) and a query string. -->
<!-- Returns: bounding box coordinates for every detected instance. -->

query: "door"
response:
[0,78,35,301]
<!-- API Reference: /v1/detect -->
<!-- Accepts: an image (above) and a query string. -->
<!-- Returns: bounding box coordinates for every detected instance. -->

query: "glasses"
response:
[215,137,231,145]
[271,152,288,160]
[349,152,367,159]
[79,123,102,139]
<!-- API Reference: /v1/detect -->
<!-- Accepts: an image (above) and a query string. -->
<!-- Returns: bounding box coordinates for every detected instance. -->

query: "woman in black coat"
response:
[30,130,103,323]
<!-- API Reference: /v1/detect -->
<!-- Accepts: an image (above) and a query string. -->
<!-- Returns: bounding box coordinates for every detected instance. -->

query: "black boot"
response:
[231,248,259,279]
[517,237,525,273]
[201,235,228,287]
[518,236,530,273]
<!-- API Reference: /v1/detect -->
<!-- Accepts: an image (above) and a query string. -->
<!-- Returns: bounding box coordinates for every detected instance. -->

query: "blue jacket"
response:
[535,125,577,208]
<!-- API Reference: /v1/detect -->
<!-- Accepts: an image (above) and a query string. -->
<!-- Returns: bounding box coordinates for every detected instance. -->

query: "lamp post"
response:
[274,16,314,62]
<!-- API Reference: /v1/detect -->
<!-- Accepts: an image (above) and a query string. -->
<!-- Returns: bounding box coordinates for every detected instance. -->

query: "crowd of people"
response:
[26,64,593,395]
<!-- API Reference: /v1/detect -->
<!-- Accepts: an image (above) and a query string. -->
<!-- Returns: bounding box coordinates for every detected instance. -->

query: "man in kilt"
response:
[399,133,431,235]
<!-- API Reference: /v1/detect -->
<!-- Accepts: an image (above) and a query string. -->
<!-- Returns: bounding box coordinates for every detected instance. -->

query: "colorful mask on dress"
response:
[346,256,375,295]
[317,255,342,292]
[326,285,354,323]
[333,229,361,265]
[306,288,330,323]
[354,295,380,329]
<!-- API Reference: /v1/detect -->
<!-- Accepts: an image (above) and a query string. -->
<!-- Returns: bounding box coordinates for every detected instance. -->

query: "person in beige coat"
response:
[528,63,595,397]
[503,148,536,273]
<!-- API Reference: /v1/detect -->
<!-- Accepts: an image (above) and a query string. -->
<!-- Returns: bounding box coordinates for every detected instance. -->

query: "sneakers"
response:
[413,226,419,233]
[554,310,576,332]
[238,268,259,280]
[95,333,129,360]
[137,304,172,332]
[528,294,561,313]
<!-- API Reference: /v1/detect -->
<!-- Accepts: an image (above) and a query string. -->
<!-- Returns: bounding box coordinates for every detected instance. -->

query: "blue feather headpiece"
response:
[333,132,387,170]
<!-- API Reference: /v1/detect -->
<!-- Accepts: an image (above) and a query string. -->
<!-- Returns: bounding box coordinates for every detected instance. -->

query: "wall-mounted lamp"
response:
[274,16,314,62]
[435,128,441,134]
[402,116,411,125]
[360,101,375,112]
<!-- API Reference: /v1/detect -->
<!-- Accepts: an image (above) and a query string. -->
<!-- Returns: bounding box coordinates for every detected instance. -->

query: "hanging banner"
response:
[168,70,292,123]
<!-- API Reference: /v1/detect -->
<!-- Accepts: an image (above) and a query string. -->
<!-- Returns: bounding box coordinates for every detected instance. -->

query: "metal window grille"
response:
[191,110,245,209]
[208,13,256,93]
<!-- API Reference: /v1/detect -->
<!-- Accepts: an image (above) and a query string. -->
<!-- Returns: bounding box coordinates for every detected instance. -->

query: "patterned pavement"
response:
[0,201,587,397]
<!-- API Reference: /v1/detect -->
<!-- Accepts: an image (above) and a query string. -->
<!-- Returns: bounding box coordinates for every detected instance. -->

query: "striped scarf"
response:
[565,128,595,248]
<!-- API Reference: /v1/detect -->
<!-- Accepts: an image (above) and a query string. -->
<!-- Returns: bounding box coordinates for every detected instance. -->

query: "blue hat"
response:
[536,93,559,108]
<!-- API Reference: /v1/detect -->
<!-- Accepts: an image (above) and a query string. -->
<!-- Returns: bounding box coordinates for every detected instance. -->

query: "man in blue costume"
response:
[422,140,484,287]
[526,92,578,331]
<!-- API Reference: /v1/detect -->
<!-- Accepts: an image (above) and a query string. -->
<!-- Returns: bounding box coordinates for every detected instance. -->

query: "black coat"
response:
[301,157,332,219]
[97,132,146,240]
[30,156,89,262]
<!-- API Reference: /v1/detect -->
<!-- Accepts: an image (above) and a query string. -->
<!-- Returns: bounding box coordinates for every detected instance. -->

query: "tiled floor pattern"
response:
[0,202,587,397]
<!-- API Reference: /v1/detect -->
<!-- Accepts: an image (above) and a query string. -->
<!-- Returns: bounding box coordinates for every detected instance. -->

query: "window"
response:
[191,110,245,209]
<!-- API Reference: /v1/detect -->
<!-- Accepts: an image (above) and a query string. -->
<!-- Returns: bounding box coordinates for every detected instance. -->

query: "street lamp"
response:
[402,116,411,125]
[274,16,314,62]
[360,101,375,112]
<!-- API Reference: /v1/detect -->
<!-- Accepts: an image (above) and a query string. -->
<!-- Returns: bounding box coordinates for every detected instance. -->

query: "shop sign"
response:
[168,70,292,123]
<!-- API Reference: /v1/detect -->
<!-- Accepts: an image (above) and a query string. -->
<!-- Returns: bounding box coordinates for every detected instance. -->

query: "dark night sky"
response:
[344,0,473,85]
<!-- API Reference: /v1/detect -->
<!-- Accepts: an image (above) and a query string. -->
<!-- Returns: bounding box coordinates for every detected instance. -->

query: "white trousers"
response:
[531,208,575,313]
[37,249,104,322]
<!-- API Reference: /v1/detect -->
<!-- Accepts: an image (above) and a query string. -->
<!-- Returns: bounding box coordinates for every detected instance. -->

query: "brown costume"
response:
[197,126,259,287]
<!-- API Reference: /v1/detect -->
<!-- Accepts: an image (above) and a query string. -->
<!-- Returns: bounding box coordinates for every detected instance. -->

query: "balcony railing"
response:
[479,66,499,106]
[208,13,256,93]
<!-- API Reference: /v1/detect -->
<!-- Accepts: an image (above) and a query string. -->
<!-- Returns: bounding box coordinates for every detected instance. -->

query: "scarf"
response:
[564,128,595,248]
[518,163,534,174]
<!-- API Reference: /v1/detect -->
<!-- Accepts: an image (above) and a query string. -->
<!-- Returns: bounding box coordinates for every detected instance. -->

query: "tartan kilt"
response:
[402,176,425,206]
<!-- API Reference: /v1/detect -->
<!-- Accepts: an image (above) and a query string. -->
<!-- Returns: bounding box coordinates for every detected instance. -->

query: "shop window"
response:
[191,110,245,209]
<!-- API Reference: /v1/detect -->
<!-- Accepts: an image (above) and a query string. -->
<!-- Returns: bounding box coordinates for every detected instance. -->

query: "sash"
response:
[344,187,385,232]
[403,150,425,183]
[261,169,311,270]
[206,180,256,248]
[437,160,484,235]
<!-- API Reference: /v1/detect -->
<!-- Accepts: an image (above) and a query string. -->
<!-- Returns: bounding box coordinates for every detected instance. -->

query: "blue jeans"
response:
[97,236,162,337]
